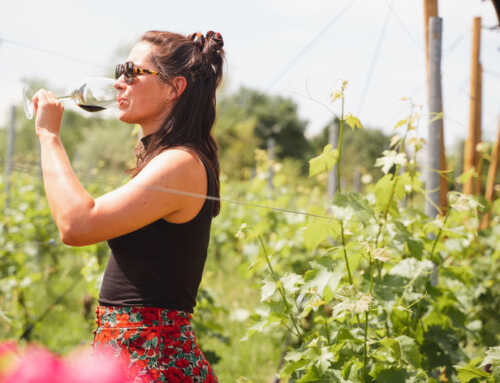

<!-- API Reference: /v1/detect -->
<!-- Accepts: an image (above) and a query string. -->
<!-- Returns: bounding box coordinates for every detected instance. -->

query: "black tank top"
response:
[98,137,215,313]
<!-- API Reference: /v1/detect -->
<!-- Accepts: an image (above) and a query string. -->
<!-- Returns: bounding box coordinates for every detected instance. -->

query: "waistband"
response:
[96,305,192,328]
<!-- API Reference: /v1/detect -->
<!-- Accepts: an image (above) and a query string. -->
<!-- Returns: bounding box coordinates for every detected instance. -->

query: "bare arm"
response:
[38,132,95,242]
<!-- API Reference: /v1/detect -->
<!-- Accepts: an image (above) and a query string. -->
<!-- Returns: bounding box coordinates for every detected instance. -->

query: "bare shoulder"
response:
[135,146,206,186]
[154,146,204,173]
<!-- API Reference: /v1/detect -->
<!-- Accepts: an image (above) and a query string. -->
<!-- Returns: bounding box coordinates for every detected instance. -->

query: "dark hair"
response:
[129,30,224,217]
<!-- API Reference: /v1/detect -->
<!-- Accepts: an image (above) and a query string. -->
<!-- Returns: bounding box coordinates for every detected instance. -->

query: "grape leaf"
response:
[309,144,339,177]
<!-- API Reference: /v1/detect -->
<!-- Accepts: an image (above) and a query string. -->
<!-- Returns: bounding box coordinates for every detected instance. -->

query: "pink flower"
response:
[3,346,64,383]
[60,347,129,383]
[0,341,17,357]
[2,345,130,383]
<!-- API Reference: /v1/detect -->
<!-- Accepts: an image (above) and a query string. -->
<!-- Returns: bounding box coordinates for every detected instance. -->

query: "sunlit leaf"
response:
[331,91,343,102]
[396,335,421,368]
[354,294,372,314]
[345,114,363,130]
[390,134,402,148]
[407,137,426,152]
[309,144,339,177]
[304,219,330,251]
[297,365,320,383]
[481,346,500,380]
[260,280,277,302]
[457,168,477,184]
[455,366,490,382]
[429,111,443,123]
[280,273,304,294]
[241,320,268,341]
[373,247,392,262]
[316,347,334,372]
[375,150,407,174]
[481,346,500,368]
[304,266,342,300]
[448,191,482,212]
[374,173,393,209]
[394,118,408,130]
[389,258,434,280]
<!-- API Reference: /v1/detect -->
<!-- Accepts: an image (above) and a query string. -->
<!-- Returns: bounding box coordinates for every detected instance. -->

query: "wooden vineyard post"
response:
[464,17,482,195]
[424,0,448,213]
[475,63,483,195]
[481,115,500,229]
[425,17,444,218]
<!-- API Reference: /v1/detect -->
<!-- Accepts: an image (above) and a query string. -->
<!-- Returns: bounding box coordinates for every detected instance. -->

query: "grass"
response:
[198,247,282,382]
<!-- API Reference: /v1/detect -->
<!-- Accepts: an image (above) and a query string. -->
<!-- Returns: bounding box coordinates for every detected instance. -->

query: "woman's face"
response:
[114,41,175,131]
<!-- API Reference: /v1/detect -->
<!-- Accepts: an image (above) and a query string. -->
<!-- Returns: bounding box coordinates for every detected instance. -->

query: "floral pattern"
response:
[93,305,218,383]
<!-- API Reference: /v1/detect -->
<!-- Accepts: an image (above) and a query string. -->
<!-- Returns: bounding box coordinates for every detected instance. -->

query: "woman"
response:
[32,30,223,382]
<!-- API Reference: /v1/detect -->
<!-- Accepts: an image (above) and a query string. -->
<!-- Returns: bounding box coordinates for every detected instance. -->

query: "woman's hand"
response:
[32,89,64,138]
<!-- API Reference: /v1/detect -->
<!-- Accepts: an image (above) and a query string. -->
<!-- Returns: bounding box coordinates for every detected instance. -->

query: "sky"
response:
[1,0,499,151]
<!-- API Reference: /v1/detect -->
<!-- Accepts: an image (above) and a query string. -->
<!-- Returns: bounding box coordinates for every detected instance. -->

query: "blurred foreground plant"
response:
[0,341,129,383]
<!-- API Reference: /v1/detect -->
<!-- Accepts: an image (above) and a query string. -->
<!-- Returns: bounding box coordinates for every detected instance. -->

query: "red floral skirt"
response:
[92,305,218,383]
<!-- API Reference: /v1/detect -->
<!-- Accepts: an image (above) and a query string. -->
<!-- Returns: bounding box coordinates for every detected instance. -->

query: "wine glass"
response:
[22,77,118,120]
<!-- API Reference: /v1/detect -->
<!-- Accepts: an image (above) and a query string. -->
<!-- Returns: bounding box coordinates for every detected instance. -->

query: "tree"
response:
[215,87,311,169]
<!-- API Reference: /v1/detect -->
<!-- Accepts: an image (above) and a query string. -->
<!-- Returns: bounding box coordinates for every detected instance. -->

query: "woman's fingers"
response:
[31,89,45,114]
[33,89,61,106]
[32,89,64,136]
[46,91,61,105]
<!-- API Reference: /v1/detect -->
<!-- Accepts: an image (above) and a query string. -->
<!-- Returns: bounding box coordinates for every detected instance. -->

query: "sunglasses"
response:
[114,61,160,84]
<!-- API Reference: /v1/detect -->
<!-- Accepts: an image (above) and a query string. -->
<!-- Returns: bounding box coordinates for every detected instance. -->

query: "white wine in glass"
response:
[22,77,118,120]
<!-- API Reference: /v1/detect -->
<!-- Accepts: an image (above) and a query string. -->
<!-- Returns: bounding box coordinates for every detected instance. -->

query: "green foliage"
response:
[71,118,137,179]
[214,116,260,179]
[309,117,390,188]
[0,173,99,352]
[225,86,500,382]
[215,87,311,174]
[482,347,500,381]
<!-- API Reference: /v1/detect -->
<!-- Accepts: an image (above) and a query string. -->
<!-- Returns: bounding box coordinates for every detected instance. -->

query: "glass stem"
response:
[57,95,74,101]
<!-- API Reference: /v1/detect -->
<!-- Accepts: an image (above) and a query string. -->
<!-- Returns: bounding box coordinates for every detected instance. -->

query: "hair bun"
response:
[189,32,205,50]
[188,30,224,86]
[205,31,224,50]
[203,31,224,75]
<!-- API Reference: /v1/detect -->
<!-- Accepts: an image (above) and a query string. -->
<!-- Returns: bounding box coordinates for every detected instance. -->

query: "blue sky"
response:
[1,0,499,150]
